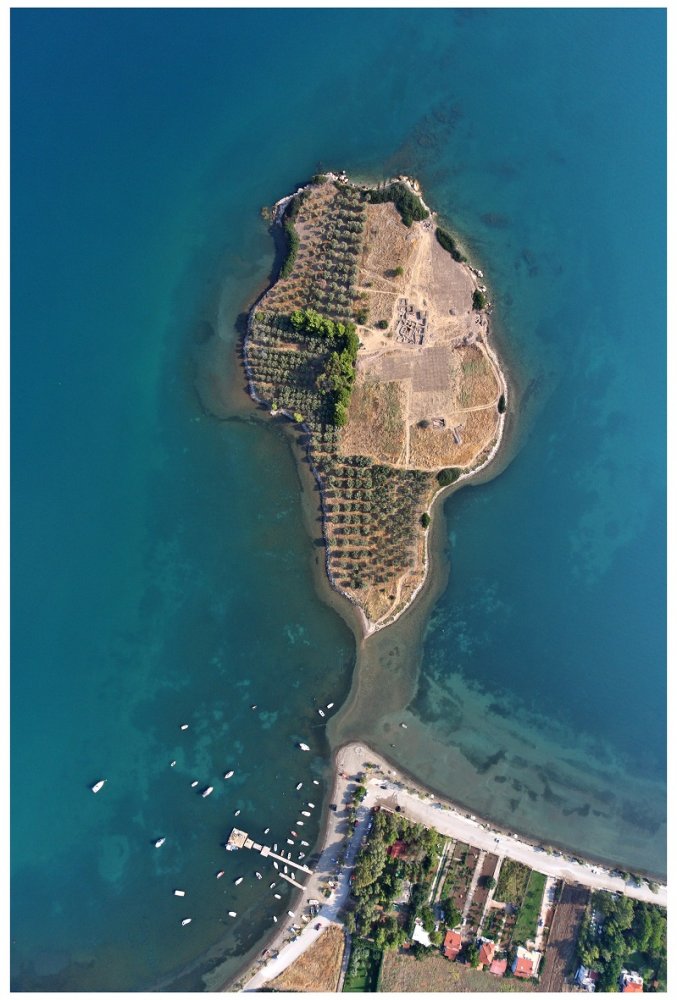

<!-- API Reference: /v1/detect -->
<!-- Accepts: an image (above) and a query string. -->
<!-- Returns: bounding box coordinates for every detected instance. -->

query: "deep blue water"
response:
[11,8,665,990]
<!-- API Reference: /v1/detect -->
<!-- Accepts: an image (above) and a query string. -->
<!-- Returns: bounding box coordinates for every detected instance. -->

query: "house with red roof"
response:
[511,946,541,979]
[387,840,407,859]
[489,957,508,977]
[620,970,644,993]
[477,938,495,969]
[443,929,462,961]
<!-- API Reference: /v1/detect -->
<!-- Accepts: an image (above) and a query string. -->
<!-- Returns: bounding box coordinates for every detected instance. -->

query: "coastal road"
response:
[238,742,666,991]
[347,744,667,908]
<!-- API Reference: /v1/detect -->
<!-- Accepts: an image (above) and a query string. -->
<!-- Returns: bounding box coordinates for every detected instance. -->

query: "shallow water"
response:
[11,7,665,990]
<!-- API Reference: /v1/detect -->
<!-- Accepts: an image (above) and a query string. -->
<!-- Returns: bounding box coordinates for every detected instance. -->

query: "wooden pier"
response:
[226,828,312,876]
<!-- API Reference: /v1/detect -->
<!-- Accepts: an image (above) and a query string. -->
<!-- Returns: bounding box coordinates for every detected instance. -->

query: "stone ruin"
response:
[395,298,427,345]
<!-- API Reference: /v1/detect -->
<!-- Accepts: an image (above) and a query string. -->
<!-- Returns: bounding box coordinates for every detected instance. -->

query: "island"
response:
[245,173,507,632]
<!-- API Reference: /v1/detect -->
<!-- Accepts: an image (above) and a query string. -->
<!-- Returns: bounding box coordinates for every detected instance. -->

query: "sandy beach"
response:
[235,741,667,990]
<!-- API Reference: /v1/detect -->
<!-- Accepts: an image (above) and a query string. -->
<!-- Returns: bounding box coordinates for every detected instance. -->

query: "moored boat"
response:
[326,703,334,709]
[298,743,310,751]
[90,779,106,793]
[180,724,189,731]
[234,876,243,885]
[295,782,303,790]
[228,911,237,918]
[201,786,214,798]
[174,889,185,897]
[224,770,234,779]
[181,918,192,926]
[154,838,166,848]
[216,870,225,879]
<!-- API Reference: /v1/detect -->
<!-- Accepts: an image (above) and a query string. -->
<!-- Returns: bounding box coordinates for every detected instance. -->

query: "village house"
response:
[489,957,508,977]
[575,965,601,992]
[511,945,541,979]
[411,920,432,948]
[620,970,644,993]
[442,929,462,961]
[477,938,495,969]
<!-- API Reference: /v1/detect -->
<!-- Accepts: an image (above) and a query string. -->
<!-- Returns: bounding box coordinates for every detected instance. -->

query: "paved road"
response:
[238,742,666,991]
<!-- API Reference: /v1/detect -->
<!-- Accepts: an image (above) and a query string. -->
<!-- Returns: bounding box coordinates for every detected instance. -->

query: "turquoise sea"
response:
[11,8,665,991]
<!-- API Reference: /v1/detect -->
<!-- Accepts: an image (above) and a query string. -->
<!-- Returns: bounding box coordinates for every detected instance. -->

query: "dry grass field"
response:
[379,952,538,993]
[267,926,345,993]
[339,378,407,464]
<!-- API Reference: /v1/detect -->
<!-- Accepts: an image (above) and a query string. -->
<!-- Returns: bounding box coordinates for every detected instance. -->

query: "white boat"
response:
[154,838,166,848]
[273,843,278,852]
[224,770,234,779]
[400,723,408,729]
[274,893,281,899]
[295,782,303,790]
[318,709,325,718]
[191,780,198,788]
[286,851,291,859]
[201,786,214,798]
[308,802,315,808]
[180,724,189,731]
[255,872,262,879]
[287,910,295,917]
[312,779,320,785]
[228,911,237,918]
[264,827,270,834]
[216,870,225,879]
[234,877,243,885]
[170,760,177,767]
[286,839,294,845]
[326,703,334,709]
[302,811,311,817]
[298,743,310,752]
[296,820,304,826]
[234,809,240,816]
[269,881,276,888]
[273,861,278,870]
[290,831,297,838]
[181,918,192,926]
[298,852,305,859]
[284,865,288,874]
[174,890,186,897]
[90,779,106,793]
[273,915,277,923]
[301,840,309,847]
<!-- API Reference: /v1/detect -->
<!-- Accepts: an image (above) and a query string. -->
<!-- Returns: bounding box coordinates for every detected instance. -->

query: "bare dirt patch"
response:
[379,951,538,992]
[267,925,345,993]
[538,883,589,992]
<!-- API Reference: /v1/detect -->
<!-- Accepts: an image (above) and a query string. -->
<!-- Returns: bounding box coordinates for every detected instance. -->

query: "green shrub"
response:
[472,289,487,311]
[376,319,389,330]
[435,227,467,263]
[497,393,506,414]
[437,468,461,487]
[421,512,431,528]
[365,182,428,227]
